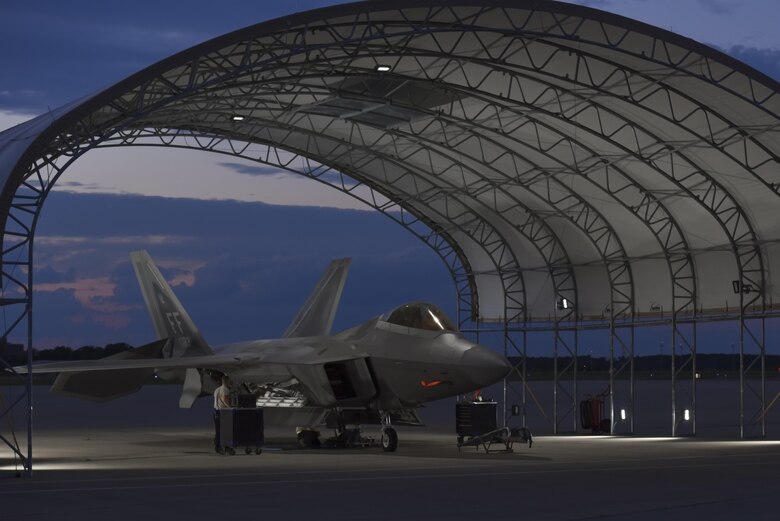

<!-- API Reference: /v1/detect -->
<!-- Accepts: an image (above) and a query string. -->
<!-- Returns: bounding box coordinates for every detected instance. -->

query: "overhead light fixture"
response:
[375,64,392,72]
[683,409,691,422]
[556,296,571,310]
[732,280,755,294]
[620,408,627,421]
[231,115,245,121]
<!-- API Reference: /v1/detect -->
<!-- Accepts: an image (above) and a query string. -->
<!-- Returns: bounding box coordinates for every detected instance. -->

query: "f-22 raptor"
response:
[19,251,511,451]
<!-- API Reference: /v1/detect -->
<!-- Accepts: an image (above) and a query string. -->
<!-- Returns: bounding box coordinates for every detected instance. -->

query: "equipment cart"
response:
[218,407,264,455]
[456,400,532,453]
[580,386,610,434]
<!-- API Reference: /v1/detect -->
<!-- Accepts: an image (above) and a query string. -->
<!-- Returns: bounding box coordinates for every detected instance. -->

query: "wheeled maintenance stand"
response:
[456,400,532,453]
[218,408,264,455]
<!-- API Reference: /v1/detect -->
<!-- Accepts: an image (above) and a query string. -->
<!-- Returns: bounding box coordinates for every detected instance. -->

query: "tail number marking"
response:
[166,312,185,335]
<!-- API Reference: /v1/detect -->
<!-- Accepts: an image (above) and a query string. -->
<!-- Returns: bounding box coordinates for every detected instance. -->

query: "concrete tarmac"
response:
[3,386,780,520]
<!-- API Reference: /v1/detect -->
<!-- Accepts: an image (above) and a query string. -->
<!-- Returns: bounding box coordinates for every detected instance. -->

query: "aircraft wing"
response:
[12,354,245,374]
[12,343,376,408]
[12,348,366,374]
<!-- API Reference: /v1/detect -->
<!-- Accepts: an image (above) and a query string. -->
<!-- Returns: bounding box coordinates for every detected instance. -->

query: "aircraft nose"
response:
[462,344,512,387]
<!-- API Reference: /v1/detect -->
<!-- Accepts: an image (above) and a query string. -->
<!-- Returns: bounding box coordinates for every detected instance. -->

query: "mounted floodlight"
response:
[683,409,691,421]
[231,115,245,121]
[732,280,755,294]
[556,296,571,310]
[375,64,392,72]
[620,408,627,421]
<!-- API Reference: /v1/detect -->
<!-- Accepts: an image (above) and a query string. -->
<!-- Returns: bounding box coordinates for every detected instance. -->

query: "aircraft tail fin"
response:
[130,250,212,358]
[283,258,351,338]
[131,250,213,408]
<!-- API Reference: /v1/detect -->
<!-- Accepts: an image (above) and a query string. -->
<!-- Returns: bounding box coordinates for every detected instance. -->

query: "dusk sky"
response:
[1,1,778,353]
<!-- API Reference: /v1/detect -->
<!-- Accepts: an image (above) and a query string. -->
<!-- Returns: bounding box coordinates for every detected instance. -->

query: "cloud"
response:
[219,162,291,178]
[570,0,613,7]
[0,110,35,132]
[0,6,212,113]
[36,278,117,309]
[218,161,360,190]
[696,0,737,15]
[88,25,207,54]
[36,235,189,247]
[29,191,452,347]
[45,146,371,210]
[32,285,142,347]
[723,45,780,81]
[0,91,51,114]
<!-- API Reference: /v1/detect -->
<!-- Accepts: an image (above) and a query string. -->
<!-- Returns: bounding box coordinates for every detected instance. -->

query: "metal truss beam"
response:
[4,2,780,474]
[98,129,521,331]
[0,147,84,476]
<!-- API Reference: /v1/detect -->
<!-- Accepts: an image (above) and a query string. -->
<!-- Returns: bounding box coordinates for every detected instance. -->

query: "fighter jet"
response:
[16,251,511,451]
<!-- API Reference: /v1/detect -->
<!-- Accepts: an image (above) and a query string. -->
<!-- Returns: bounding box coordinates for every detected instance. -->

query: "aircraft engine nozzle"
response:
[462,345,512,387]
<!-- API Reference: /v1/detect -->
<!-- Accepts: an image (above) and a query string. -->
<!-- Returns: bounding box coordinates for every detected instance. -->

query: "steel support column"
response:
[671,321,697,436]
[503,325,528,428]
[740,299,766,439]
[609,322,635,435]
[553,325,578,434]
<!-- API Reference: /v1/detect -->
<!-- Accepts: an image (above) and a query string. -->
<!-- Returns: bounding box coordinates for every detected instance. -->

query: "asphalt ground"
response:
[4,428,780,520]
[3,385,780,520]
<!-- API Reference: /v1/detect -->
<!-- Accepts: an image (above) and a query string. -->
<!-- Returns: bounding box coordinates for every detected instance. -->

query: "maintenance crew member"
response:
[213,374,231,454]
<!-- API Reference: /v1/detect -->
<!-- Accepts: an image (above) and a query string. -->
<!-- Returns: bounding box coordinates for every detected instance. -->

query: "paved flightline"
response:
[4,426,780,521]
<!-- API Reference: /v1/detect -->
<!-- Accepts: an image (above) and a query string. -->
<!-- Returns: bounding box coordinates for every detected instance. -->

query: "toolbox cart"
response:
[218,406,264,455]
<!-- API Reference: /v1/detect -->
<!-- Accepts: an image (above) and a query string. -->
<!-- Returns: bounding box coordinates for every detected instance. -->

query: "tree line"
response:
[4,345,778,377]
[4,343,133,366]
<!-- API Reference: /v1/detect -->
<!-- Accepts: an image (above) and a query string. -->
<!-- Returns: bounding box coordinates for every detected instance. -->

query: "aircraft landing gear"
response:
[380,412,398,452]
[381,427,398,452]
[321,409,402,451]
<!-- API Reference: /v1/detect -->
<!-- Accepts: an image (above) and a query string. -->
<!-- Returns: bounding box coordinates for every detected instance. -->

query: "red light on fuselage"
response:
[420,380,443,388]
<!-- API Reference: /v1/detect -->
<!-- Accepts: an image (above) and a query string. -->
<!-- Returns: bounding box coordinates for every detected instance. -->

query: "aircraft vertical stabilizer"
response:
[283,258,351,338]
[131,250,214,408]
[130,250,212,358]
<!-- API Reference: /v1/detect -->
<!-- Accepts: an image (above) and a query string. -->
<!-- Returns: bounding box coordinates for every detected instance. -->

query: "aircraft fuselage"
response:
[211,315,510,412]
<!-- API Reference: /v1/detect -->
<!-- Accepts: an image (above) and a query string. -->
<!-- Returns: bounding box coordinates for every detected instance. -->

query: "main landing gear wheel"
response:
[381,427,398,452]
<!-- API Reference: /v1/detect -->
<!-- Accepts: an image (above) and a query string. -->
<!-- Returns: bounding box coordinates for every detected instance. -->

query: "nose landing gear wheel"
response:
[381,427,398,452]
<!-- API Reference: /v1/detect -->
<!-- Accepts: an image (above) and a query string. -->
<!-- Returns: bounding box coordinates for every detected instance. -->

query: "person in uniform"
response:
[213,374,232,454]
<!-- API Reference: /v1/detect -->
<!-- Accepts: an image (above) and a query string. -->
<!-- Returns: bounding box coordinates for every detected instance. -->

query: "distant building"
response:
[0,337,25,361]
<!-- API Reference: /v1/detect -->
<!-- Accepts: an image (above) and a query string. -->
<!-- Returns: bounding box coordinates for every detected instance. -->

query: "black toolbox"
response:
[219,408,264,454]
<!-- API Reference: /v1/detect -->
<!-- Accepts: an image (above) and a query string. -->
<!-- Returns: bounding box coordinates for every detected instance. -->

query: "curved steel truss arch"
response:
[4,1,780,475]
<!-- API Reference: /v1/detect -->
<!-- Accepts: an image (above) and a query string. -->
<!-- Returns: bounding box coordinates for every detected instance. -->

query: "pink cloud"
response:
[155,259,204,288]
[36,277,117,308]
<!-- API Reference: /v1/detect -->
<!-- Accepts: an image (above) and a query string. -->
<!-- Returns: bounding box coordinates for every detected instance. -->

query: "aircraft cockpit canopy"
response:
[383,302,457,332]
